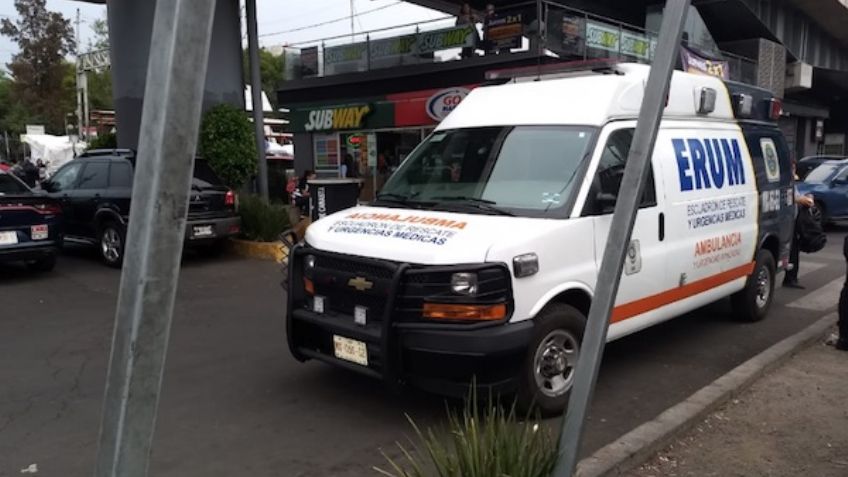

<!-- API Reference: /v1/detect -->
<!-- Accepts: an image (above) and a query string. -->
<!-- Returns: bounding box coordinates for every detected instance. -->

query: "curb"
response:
[228,238,289,263]
[576,312,838,477]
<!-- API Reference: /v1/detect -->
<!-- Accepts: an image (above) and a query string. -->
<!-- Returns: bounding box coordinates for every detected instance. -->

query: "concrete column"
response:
[107,0,245,150]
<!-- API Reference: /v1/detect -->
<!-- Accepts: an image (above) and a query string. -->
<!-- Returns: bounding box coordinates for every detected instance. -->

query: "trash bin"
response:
[307,178,362,222]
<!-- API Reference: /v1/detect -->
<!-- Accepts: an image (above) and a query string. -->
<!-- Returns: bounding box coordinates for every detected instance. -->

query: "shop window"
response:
[314,134,339,173]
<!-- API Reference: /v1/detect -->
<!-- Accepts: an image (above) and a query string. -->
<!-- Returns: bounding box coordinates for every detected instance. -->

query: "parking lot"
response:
[1,234,844,476]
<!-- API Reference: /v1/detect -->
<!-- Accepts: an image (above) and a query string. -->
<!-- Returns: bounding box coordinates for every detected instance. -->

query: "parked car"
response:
[0,169,62,271]
[41,149,241,267]
[797,159,848,223]
[796,155,847,180]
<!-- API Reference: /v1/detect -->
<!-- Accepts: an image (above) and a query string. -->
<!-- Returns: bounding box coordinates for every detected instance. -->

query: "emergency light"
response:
[485,58,624,82]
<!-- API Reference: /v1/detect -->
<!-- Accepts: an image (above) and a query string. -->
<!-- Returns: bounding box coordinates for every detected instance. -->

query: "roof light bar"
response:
[484,58,624,81]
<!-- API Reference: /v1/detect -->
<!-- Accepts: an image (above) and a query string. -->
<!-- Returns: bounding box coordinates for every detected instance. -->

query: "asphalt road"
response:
[1,231,845,476]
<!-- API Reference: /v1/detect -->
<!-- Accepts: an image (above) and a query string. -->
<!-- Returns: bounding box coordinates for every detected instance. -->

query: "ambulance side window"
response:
[583,128,656,216]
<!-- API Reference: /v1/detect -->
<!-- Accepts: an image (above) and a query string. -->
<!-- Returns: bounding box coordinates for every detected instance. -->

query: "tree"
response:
[87,15,109,51]
[1,0,76,134]
[84,14,113,111]
[243,48,285,112]
[199,104,257,189]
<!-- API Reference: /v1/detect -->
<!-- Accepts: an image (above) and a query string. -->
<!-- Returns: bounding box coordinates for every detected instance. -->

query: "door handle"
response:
[658,212,665,241]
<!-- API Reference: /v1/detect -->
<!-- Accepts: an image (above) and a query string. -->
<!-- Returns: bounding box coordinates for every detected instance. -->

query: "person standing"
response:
[456,2,479,59]
[784,161,814,289]
[292,170,316,216]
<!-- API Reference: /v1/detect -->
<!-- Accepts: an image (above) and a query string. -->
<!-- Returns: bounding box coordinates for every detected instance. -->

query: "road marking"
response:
[798,261,828,278]
[786,277,844,311]
[807,251,844,263]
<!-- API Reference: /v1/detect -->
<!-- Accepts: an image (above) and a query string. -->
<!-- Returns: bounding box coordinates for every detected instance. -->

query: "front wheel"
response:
[516,303,586,416]
[731,249,775,322]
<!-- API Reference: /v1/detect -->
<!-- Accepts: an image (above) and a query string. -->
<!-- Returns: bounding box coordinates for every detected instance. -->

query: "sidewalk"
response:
[627,329,848,477]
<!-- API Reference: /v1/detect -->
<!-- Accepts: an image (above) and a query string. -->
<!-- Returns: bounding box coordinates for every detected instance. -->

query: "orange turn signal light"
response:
[304,278,315,295]
[423,303,507,321]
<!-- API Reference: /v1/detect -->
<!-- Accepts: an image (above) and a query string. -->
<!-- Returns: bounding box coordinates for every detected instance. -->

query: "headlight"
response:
[451,272,478,295]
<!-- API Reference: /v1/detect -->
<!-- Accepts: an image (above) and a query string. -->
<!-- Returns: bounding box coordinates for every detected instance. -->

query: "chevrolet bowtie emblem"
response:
[348,276,373,292]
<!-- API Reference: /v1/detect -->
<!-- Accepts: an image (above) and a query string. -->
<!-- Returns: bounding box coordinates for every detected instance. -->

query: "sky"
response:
[0,0,447,73]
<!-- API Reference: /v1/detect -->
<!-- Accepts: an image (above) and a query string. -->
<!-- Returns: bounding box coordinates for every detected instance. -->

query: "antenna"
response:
[349,0,355,41]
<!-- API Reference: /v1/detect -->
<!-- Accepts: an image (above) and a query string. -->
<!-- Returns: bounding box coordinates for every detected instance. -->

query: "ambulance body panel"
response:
[287,63,794,414]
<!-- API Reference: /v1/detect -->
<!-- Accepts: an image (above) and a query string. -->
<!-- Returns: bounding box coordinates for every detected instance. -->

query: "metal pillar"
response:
[81,73,90,140]
[553,0,691,475]
[246,0,269,201]
[93,1,218,476]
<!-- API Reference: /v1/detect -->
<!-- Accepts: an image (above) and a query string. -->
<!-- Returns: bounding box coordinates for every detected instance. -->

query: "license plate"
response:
[31,224,48,241]
[313,296,325,314]
[0,231,18,245]
[333,335,368,366]
[354,306,367,326]
[192,225,214,238]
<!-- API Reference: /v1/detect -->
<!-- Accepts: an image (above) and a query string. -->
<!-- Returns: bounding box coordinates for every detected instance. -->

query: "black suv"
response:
[42,149,241,267]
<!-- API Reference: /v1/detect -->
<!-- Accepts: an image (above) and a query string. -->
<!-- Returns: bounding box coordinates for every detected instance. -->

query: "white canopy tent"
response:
[21,134,86,177]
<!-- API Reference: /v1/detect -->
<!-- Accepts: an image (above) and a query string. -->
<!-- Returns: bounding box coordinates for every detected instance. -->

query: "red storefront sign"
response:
[388,85,477,127]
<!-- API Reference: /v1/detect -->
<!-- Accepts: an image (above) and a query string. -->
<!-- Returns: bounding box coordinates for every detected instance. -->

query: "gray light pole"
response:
[553,1,691,475]
[93,1,218,476]
[246,0,269,201]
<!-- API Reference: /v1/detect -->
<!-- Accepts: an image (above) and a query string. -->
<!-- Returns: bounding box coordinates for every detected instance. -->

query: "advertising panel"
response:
[484,11,524,50]
[680,45,729,79]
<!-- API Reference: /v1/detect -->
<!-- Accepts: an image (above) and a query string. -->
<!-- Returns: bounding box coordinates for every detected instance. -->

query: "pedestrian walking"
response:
[784,161,814,288]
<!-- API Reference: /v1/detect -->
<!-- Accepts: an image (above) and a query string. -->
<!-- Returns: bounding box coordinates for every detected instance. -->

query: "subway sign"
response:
[304,105,372,132]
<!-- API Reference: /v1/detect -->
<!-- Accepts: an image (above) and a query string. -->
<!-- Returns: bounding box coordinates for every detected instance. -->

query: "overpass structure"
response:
[75,0,245,151]
[405,0,848,159]
[74,0,848,162]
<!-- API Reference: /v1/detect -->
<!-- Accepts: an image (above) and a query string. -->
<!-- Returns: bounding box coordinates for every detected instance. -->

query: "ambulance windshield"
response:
[377,126,596,217]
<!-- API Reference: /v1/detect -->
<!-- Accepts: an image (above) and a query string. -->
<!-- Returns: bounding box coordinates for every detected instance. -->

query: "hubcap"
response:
[533,329,579,398]
[755,265,771,309]
[101,228,121,263]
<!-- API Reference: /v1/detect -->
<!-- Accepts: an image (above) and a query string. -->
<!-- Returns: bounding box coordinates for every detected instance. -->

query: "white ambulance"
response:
[286,63,795,414]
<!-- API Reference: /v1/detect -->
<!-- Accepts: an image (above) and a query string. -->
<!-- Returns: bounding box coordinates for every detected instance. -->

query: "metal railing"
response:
[281,0,758,85]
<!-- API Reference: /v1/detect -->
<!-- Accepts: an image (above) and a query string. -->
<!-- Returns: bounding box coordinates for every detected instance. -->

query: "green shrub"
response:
[86,132,117,150]
[375,393,559,477]
[238,194,291,242]
[199,103,257,189]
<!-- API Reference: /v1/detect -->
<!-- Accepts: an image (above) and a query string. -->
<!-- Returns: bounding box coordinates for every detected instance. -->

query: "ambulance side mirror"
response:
[595,192,618,214]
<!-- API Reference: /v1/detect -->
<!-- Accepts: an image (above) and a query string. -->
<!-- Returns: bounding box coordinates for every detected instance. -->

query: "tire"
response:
[813,201,829,227]
[516,303,586,416]
[98,222,126,268]
[731,249,776,322]
[26,254,56,272]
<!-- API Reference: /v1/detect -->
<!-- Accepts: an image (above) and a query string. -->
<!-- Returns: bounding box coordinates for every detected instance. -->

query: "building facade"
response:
[279,0,848,201]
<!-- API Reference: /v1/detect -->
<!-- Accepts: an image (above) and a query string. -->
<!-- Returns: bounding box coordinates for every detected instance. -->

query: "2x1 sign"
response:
[426,88,470,121]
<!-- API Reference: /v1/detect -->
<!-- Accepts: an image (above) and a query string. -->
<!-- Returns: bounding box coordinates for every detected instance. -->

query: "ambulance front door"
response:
[584,124,670,325]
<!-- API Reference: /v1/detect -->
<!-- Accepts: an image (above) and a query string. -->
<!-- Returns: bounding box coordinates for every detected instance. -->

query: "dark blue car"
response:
[797,159,848,223]
[0,170,63,271]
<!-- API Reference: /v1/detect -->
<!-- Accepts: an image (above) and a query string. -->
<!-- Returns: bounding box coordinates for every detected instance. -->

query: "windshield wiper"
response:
[374,192,428,208]
[430,196,515,216]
